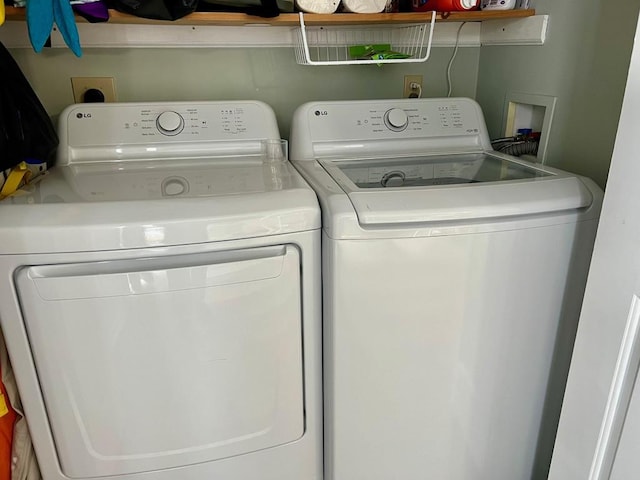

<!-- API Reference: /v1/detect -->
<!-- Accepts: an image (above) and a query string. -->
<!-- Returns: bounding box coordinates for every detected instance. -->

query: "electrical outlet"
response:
[403,75,423,98]
[71,77,117,103]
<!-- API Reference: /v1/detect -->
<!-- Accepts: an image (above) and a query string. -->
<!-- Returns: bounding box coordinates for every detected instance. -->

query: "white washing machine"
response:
[290,98,603,480]
[0,101,322,480]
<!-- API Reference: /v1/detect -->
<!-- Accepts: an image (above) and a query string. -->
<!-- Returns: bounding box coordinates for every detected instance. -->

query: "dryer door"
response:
[16,245,304,478]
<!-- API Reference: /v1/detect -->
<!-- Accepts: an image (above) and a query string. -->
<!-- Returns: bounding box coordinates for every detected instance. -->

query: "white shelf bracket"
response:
[481,14,548,46]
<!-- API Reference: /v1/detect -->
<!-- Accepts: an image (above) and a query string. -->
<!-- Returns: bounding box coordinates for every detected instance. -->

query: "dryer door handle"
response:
[20,245,290,300]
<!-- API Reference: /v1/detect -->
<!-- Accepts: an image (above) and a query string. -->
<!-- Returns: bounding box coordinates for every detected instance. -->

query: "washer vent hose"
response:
[491,130,540,157]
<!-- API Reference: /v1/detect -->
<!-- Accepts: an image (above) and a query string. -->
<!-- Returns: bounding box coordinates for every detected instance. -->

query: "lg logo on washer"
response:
[314,110,328,116]
[76,112,92,119]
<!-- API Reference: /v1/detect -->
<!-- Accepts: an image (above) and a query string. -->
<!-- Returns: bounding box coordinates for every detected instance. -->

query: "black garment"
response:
[0,42,58,170]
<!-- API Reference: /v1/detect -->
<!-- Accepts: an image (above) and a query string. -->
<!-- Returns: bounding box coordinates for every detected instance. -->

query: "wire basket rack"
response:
[294,11,436,66]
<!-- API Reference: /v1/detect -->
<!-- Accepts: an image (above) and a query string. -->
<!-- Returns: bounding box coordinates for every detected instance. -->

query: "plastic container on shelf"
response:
[412,0,478,12]
[481,0,516,10]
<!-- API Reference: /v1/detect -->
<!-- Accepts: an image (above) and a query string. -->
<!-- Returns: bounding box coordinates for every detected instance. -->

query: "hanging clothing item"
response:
[0,333,41,480]
[112,0,198,20]
[0,41,59,172]
[26,0,82,56]
[0,3,5,26]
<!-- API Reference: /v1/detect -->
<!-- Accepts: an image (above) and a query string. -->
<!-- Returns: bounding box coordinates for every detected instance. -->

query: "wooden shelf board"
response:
[3,7,535,26]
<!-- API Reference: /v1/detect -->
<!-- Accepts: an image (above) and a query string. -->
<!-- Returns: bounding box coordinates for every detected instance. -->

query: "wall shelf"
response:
[3,6,535,26]
[0,8,545,49]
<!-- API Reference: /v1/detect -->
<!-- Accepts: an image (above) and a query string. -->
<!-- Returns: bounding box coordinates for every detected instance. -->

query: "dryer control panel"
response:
[58,101,281,166]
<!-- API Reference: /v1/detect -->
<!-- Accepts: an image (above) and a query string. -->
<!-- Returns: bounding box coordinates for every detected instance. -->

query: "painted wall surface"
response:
[476,0,640,188]
[9,46,480,137]
[475,3,640,478]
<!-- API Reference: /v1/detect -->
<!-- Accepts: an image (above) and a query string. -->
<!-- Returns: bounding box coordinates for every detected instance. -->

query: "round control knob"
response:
[162,177,189,196]
[383,108,408,132]
[156,111,185,136]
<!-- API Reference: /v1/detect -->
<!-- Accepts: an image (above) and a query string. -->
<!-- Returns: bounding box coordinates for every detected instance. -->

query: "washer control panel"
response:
[290,98,492,162]
[301,99,484,142]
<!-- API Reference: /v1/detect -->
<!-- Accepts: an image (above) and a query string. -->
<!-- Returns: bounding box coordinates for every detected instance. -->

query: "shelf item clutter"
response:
[296,0,340,14]
[480,0,516,10]
[2,6,535,25]
[0,6,537,57]
[413,0,478,12]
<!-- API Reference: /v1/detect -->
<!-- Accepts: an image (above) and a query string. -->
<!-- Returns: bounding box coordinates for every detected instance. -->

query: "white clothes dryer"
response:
[290,98,603,480]
[0,101,322,480]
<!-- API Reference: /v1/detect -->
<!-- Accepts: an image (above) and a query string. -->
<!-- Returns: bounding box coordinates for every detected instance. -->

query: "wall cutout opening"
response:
[502,93,556,164]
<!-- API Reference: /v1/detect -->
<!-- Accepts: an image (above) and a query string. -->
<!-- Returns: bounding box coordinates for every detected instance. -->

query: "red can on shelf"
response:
[412,0,479,11]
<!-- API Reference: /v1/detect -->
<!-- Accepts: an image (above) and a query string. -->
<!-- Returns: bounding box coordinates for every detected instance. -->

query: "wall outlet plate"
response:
[403,75,423,98]
[71,77,117,103]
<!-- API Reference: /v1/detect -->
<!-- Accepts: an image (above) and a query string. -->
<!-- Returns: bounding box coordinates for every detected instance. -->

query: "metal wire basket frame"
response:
[294,11,436,66]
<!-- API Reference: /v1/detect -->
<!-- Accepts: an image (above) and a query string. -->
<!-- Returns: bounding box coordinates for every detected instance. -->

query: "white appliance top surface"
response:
[289,98,601,235]
[0,101,320,254]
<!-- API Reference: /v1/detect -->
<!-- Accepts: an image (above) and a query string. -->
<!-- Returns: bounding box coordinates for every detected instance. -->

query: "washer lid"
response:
[320,153,594,225]
[0,160,319,254]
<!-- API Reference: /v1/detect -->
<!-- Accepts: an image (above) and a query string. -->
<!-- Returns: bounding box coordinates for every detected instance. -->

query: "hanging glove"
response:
[26,0,54,53]
[53,0,82,55]
[26,0,82,57]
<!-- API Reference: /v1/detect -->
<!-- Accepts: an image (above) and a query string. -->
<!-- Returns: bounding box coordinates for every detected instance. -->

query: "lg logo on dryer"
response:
[314,110,328,117]
[76,113,92,119]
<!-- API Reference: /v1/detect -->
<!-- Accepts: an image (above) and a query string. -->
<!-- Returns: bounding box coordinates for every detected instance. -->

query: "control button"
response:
[383,108,408,132]
[156,111,185,136]
[161,177,189,196]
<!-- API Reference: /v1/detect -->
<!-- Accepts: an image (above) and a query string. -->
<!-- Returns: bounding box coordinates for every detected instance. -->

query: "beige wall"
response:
[476,0,640,188]
[10,46,480,137]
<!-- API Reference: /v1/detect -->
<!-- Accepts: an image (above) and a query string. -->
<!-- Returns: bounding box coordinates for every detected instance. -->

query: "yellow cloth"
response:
[0,163,32,201]
[0,3,5,26]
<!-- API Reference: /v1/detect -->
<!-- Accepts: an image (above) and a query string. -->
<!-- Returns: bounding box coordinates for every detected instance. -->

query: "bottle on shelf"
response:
[411,0,479,12]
